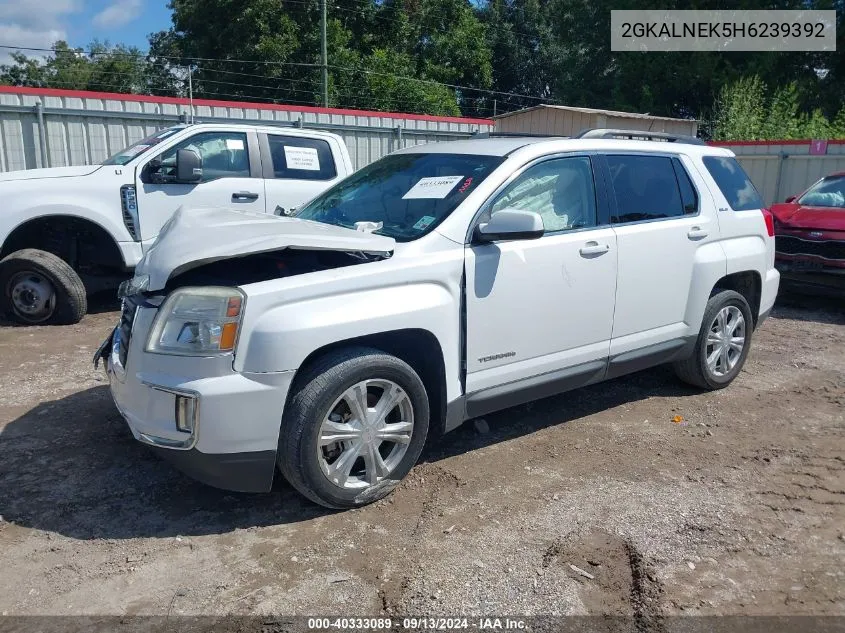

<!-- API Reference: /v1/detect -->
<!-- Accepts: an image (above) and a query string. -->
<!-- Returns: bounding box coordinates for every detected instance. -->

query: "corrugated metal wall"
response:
[0,88,494,172]
[717,141,845,206]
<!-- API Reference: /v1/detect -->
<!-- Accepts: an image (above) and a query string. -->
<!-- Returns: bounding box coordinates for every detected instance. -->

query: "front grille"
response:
[776,235,845,261]
[117,295,140,367]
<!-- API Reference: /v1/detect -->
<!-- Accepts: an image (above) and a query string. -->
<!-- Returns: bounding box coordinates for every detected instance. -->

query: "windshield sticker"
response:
[225,138,245,151]
[403,175,464,199]
[412,215,436,231]
[284,146,321,171]
[121,144,150,158]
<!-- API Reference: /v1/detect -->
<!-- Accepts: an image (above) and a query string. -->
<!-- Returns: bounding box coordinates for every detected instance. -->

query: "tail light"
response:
[761,208,775,237]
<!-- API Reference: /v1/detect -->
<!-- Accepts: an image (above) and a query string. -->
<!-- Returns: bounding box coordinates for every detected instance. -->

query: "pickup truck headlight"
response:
[146,287,245,356]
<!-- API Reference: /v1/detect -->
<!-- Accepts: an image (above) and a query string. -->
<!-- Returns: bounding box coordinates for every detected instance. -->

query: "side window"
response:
[488,156,597,232]
[156,131,250,183]
[606,155,684,223]
[672,157,699,215]
[268,135,337,181]
[702,156,764,211]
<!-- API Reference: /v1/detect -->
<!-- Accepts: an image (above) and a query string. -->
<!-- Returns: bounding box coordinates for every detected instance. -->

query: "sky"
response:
[0,0,172,62]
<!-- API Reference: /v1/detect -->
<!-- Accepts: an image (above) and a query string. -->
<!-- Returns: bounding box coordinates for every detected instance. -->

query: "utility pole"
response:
[187,63,194,123]
[320,0,328,107]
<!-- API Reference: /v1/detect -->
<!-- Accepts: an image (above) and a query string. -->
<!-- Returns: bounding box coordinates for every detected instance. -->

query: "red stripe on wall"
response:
[709,139,845,146]
[0,85,494,127]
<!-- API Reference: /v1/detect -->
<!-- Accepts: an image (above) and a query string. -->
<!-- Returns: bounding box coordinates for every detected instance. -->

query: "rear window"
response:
[702,156,763,211]
[267,135,337,181]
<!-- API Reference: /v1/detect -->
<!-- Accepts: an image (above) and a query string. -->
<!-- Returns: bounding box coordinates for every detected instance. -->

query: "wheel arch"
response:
[1,214,127,272]
[711,270,762,328]
[286,329,449,436]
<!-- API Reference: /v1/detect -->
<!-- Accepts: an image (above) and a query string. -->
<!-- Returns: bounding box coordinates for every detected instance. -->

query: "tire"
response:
[673,289,753,390]
[0,249,87,325]
[277,346,430,509]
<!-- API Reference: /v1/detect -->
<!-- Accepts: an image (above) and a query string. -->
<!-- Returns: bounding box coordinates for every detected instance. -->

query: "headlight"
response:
[146,287,245,356]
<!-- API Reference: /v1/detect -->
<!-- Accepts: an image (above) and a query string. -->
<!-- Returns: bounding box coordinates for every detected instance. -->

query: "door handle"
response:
[232,191,259,201]
[687,227,709,240]
[579,241,610,257]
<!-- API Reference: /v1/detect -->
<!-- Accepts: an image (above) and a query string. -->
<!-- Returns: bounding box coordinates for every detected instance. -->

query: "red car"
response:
[771,172,845,296]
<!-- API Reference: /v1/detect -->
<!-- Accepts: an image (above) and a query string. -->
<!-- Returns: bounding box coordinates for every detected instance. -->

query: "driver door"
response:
[135,129,265,248]
[463,155,617,416]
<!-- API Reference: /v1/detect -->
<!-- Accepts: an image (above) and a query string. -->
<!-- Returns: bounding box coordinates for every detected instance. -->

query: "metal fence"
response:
[0,87,494,173]
[715,140,845,206]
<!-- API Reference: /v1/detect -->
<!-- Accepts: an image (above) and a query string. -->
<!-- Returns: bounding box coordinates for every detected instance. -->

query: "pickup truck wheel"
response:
[0,249,87,325]
[278,347,430,509]
[673,290,752,390]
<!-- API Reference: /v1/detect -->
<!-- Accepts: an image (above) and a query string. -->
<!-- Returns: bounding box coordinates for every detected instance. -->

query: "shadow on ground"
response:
[0,365,696,541]
[771,291,844,326]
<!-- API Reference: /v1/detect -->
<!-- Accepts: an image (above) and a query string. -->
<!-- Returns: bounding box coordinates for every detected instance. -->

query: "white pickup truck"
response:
[0,123,353,324]
[100,130,780,509]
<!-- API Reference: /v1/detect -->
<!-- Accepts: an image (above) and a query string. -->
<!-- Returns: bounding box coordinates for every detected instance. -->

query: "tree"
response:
[0,40,180,95]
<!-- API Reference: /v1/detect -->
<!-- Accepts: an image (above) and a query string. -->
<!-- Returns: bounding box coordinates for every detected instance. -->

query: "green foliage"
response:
[714,76,844,141]
[0,41,158,94]
[0,0,842,122]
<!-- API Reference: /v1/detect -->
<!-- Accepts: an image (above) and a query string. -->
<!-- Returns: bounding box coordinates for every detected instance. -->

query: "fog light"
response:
[174,394,198,434]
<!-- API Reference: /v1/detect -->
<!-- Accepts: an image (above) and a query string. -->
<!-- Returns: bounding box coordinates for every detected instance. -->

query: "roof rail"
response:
[574,128,704,146]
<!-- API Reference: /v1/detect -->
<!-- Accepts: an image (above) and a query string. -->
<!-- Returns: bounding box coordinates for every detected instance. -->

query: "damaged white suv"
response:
[99,130,779,508]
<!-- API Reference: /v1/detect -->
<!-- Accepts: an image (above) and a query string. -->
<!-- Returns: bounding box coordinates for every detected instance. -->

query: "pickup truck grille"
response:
[776,236,845,261]
[117,295,140,367]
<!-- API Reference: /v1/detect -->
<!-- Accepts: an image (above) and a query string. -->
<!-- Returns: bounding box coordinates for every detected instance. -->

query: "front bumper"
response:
[775,260,845,296]
[103,304,295,493]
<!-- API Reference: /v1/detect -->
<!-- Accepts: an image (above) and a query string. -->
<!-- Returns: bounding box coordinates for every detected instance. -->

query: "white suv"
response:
[99,130,780,509]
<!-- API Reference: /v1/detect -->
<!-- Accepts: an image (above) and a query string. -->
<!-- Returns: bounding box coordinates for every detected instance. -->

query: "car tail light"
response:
[761,208,775,237]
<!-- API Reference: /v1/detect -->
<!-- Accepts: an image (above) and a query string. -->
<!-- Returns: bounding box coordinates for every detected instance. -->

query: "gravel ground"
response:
[0,292,843,623]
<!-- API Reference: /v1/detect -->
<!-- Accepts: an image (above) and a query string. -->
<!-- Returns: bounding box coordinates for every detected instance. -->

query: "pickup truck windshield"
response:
[102,127,186,166]
[294,153,504,241]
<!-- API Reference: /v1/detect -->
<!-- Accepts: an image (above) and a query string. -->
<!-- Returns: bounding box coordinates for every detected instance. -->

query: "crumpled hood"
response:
[0,165,102,182]
[137,206,396,291]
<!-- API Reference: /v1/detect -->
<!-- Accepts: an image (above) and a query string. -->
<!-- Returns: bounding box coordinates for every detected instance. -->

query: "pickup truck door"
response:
[134,129,265,248]
[259,133,346,216]
[463,155,617,417]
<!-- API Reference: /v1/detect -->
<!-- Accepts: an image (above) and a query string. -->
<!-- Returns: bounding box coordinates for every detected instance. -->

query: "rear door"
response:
[135,129,264,247]
[601,153,718,363]
[260,133,345,216]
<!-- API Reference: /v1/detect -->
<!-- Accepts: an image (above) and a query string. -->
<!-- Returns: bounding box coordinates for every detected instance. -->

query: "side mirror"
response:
[474,209,544,243]
[175,149,202,183]
[785,195,796,203]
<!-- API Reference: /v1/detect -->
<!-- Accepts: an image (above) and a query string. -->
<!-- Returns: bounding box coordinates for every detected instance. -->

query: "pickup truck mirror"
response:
[474,209,544,243]
[175,149,203,184]
[785,195,796,203]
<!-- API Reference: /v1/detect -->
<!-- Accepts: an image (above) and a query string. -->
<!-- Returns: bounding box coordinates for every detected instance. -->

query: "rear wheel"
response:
[277,347,429,509]
[673,289,752,390]
[0,249,87,325]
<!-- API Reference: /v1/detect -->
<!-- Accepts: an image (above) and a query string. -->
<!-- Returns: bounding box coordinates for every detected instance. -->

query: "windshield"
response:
[294,153,504,241]
[797,176,845,208]
[102,127,186,166]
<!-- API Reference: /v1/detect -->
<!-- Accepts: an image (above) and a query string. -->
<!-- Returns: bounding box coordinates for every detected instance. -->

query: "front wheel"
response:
[277,347,430,509]
[673,289,753,390]
[0,249,87,325]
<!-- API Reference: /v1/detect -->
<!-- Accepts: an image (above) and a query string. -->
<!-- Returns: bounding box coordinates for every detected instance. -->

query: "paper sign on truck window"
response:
[225,138,245,150]
[284,146,321,171]
[402,175,464,199]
